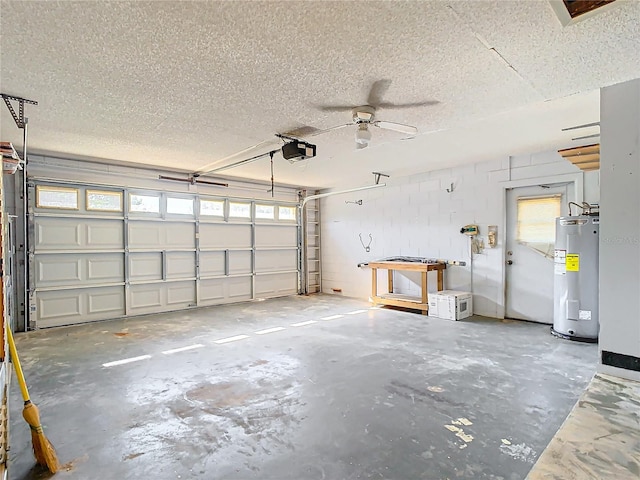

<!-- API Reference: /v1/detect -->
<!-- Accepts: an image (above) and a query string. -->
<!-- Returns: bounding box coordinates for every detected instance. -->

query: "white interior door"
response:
[505,184,570,323]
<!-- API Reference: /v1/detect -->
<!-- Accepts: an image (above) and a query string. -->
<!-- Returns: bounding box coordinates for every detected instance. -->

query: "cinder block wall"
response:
[321,150,599,319]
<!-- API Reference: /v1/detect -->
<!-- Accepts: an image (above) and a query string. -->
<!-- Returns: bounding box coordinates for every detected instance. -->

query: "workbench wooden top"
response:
[367,261,446,271]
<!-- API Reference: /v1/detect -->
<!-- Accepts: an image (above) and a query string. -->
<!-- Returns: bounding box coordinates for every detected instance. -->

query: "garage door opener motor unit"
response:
[281,141,316,162]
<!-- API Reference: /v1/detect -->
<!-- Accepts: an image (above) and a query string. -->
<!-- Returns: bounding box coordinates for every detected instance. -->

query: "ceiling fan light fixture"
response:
[355,124,372,147]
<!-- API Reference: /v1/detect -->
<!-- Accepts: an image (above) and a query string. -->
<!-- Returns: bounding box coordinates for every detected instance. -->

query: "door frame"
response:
[499,172,584,319]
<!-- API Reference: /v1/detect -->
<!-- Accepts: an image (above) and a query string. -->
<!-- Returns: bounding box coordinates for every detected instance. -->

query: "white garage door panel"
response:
[36,257,80,286]
[35,217,123,250]
[167,282,196,305]
[229,276,252,299]
[166,252,196,279]
[38,293,80,320]
[130,285,162,310]
[129,281,196,315]
[166,223,196,248]
[86,222,124,248]
[88,289,125,314]
[230,251,252,275]
[255,272,297,297]
[35,219,81,249]
[87,255,125,282]
[255,225,297,248]
[128,222,162,248]
[37,286,125,328]
[200,224,251,248]
[255,249,297,272]
[129,222,195,249]
[36,253,124,287]
[129,253,162,281]
[200,251,225,277]
[200,278,225,303]
[200,277,252,305]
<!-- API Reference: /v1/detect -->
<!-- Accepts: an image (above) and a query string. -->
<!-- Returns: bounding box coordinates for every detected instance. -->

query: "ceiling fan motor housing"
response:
[353,106,376,123]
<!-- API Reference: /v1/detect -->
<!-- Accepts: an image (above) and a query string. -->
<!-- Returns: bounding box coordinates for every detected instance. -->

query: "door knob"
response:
[507,260,513,265]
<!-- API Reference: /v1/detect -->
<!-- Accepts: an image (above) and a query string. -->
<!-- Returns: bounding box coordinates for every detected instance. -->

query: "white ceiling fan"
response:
[313,80,439,149]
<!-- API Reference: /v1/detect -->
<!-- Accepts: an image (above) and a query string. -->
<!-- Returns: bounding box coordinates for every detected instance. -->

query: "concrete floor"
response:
[9,295,597,480]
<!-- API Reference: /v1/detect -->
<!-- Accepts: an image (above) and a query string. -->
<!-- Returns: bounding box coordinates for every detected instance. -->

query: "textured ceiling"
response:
[1,1,639,188]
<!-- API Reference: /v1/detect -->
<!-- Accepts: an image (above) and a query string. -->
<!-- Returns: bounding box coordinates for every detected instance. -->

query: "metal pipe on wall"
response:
[22,119,29,332]
[301,183,386,207]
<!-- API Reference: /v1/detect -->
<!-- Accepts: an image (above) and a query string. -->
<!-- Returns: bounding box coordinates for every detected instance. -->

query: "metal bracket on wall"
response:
[372,172,389,185]
[1,93,38,129]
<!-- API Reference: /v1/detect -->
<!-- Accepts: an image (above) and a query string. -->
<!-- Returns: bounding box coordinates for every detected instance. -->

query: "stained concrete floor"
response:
[9,294,597,480]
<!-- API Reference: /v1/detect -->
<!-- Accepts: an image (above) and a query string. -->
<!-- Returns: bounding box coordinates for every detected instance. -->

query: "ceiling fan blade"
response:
[373,121,418,136]
[307,123,353,137]
[367,79,392,108]
[282,125,323,137]
[377,100,440,110]
[317,105,355,112]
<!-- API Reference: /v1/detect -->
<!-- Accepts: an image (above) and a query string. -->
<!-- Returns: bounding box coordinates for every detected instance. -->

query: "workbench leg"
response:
[371,268,378,304]
[388,269,394,294]
[437,269,444,291]
[421,271,428,315]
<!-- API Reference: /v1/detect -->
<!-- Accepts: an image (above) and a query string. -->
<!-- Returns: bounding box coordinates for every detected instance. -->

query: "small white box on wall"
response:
[434,290,473,321]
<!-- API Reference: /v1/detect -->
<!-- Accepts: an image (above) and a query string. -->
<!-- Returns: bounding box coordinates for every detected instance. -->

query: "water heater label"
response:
[554,249,566,263]
[579,310,592,320]
[566,254,580,272]
[554,264,566,275]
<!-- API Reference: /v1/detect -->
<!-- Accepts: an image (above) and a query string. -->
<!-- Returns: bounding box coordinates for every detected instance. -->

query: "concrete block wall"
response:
[321,150,597,319]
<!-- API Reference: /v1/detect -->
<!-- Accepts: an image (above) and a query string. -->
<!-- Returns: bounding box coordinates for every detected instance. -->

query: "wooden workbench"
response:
[369,261,445,315]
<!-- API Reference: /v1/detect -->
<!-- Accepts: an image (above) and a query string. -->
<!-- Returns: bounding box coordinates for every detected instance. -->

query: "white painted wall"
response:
[321,150,592,319]
[599,78,640,382]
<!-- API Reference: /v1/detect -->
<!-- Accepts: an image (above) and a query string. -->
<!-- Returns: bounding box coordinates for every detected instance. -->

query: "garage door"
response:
[30,182,300,328]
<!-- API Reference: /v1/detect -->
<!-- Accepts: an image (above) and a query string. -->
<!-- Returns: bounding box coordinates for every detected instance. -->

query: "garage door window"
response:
[167,197,194,215]
[256,204,274,219]
[36,186,79,210]
[229,202,250,218]
[86,190,123,212]
[130,194,160,213]
[200,199,224,217]
[278,206,296,221]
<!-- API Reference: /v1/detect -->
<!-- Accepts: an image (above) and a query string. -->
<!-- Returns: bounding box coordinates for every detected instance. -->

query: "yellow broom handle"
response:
[6,326,31,402]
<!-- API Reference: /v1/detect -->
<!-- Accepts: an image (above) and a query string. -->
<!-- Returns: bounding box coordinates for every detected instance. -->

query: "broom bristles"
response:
[31,429,60,473]
[23,401,60,473]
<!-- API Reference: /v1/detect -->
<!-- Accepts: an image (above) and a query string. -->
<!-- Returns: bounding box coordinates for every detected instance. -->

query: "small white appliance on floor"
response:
[430,290,472,320]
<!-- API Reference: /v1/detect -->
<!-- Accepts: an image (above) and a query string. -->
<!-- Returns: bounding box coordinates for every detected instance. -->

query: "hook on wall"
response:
[446,182,454,193]
[359,233,373,252]
[345,199,363,205]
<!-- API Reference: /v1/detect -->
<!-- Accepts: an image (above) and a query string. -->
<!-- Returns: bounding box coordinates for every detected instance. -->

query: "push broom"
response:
[6,326,60,473]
